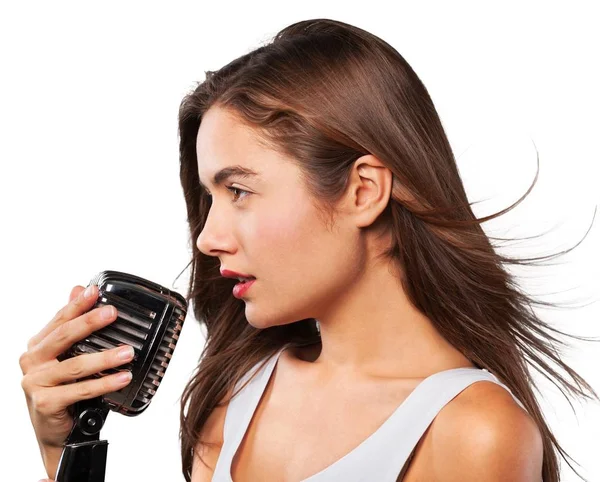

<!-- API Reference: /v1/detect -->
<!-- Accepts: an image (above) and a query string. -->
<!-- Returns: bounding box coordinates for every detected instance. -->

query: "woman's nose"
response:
[196,210,237,256]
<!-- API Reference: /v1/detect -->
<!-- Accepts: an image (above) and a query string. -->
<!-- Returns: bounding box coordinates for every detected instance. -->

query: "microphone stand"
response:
[55,396,110,482]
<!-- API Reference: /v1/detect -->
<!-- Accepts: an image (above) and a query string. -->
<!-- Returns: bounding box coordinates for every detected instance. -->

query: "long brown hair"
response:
[175,18,598,481]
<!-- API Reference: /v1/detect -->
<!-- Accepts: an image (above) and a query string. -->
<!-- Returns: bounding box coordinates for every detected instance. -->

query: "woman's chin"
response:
[244,309,296,330]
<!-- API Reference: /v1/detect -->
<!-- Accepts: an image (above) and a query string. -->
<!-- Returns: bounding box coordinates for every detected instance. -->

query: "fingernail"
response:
[84,285,95,299]
[101,305,116,320]
[117,371,132,383]
[117,345,135,360]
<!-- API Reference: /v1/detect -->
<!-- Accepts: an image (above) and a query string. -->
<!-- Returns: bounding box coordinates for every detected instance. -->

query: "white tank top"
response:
[212,347,529,481]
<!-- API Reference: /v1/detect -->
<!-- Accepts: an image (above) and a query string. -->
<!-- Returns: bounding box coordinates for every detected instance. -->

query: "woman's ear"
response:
[347,155,393,229]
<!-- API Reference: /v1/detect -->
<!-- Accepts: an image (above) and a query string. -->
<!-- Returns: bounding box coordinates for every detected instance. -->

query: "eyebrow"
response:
[198,165,261,190]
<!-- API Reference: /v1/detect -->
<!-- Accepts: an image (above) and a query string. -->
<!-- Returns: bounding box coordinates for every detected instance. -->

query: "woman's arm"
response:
[39,444,63,480]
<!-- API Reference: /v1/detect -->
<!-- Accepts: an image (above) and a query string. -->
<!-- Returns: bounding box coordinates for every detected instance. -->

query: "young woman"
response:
[22,18,597,482]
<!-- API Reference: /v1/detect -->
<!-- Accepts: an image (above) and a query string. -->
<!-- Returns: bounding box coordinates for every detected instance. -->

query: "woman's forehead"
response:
[196,108,296,186]
[196,107,264,159]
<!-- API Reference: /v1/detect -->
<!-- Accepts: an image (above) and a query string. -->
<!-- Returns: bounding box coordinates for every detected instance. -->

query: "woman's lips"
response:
[232,278,256,298]
[220,268,255,279]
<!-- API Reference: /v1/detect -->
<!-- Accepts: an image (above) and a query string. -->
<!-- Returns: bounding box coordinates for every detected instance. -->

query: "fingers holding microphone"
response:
[19,284,135,479]
[25,284,96,354]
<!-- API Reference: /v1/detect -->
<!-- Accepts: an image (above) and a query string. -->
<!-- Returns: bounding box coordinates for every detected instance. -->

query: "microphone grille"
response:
[62,270,188,416]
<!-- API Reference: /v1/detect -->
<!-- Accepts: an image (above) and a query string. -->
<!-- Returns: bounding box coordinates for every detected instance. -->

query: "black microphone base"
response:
[55,439,108,482]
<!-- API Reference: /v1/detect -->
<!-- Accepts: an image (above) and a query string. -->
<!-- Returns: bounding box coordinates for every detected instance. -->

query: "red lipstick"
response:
[220,269,254,279]
[220,269,256,299]
[232,279,255,298]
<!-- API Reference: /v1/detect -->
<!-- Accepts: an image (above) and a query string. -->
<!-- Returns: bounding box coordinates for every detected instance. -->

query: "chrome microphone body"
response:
[55,270,188,482]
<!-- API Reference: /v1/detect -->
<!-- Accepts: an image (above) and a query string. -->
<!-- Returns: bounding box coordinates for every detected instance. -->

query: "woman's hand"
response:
[20,285,135,479]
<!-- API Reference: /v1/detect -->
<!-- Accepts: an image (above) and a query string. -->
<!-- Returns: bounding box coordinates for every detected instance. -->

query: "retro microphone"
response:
[54,270,188,482]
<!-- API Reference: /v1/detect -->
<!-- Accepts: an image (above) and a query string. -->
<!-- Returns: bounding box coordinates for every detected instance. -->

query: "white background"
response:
[2,1,599,481]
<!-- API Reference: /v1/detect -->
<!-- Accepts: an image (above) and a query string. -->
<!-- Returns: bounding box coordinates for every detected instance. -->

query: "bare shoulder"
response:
[430,380,544,481]
[191,384,234,482]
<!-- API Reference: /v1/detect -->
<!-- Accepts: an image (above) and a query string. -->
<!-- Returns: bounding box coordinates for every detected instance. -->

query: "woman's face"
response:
[195,106,363,329]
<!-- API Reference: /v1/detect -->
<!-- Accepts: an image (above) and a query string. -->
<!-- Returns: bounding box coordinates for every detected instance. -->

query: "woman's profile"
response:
[21,18,598,482]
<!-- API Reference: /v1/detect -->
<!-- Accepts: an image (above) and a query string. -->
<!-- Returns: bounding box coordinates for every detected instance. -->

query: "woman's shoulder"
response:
[427,380,544,480]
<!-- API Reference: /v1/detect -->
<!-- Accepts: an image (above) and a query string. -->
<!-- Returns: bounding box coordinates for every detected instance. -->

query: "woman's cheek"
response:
[256,212,300,247]
[255,199,311,245]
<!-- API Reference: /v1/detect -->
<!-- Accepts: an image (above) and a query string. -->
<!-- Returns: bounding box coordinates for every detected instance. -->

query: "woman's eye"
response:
[202,186,250,204]
[226,186,250,203]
